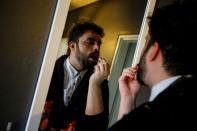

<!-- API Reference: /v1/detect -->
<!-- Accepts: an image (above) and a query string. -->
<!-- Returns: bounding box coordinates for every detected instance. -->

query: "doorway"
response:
[108,35,138,127]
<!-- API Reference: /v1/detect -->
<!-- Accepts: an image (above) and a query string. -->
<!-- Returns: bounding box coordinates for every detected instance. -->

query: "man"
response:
[39,22,109,131]
[108,0,197,130]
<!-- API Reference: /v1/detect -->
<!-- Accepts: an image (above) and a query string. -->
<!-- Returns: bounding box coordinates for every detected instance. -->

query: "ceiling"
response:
[69,0,99,11]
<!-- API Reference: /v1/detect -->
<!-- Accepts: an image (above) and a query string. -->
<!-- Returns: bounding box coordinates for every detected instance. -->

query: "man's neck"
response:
[149,68,172,88]
[68,56,84,72]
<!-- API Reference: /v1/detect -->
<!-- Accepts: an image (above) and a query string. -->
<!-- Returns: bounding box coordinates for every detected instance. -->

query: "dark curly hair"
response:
[147,0,197,76]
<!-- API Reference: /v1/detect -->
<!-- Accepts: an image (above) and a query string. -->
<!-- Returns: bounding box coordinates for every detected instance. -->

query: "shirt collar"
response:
[65,57,78,79]
[64,57,88,79]
[149,75,181,102]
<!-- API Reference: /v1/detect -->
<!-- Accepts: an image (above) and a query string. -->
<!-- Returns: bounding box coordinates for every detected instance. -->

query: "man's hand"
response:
[89,58,109,86]
[117,66,141,120]
[119,66,140,98]
[86,58,109,115]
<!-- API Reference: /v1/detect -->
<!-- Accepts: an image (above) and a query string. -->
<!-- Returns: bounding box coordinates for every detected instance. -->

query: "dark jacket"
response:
[108,76,197,130]
[46,55,109,131]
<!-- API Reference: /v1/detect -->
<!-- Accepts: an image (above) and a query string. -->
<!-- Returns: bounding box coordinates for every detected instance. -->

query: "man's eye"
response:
[86,40,94,45]
[85,39,102,46]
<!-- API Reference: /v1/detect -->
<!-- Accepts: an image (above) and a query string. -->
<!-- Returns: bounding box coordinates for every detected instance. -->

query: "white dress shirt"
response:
[63,58,87,106]
[149,75,181,102]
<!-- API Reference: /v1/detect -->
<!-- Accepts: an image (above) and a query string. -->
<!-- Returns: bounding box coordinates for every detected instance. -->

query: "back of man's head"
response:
[148,0,197,76]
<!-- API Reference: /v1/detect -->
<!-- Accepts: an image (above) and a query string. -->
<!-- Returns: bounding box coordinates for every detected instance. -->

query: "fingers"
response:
[90,58,109,85]
[95,58,109,74]
[98,57,107,63]
[120,65,138,81]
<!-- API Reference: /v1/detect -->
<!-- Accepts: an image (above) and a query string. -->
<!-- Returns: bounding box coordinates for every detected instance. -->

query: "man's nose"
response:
[93,43,100,51]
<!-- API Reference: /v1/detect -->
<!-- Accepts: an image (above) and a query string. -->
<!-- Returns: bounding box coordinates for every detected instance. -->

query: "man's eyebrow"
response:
[87,37,102,44]
[87,37,96,41]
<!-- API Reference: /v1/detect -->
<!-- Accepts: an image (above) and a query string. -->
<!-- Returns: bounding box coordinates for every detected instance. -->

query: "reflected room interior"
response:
[52,0,150,127]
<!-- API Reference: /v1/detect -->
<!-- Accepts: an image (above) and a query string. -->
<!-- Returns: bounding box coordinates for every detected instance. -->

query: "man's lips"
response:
[89,57,98,63]
[88,54,99,64]
[89,52,99,61]
[90,55,98,60]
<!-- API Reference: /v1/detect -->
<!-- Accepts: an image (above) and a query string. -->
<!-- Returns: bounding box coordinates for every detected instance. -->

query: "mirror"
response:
[56,0,150,128]
[54,0,149,128]
[37,0,151,130]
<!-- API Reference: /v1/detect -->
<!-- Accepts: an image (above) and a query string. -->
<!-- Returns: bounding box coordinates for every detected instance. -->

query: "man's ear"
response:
[68,41,75,51]
[148,42,160,61]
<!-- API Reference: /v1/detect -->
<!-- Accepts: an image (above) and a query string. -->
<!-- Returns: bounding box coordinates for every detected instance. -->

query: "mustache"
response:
[89,51,100,59]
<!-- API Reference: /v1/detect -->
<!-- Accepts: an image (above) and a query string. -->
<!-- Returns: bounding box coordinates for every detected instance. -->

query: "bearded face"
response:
[75,43,100,69]
[137,34,154,87]
[71,30,102,70]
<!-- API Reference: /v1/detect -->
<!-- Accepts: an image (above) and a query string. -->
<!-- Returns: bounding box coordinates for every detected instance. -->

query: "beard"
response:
[137,35,154,87]
[76,45,99,69]
[137,51,148,86]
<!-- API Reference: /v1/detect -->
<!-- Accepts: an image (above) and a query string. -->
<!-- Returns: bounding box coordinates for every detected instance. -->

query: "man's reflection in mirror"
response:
[39,22,109,131]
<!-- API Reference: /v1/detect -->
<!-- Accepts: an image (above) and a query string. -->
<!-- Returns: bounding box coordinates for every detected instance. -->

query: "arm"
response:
[85,58,109,115]
[77,80,109,131]
[77,59,109,131]
[117,66,141,120]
